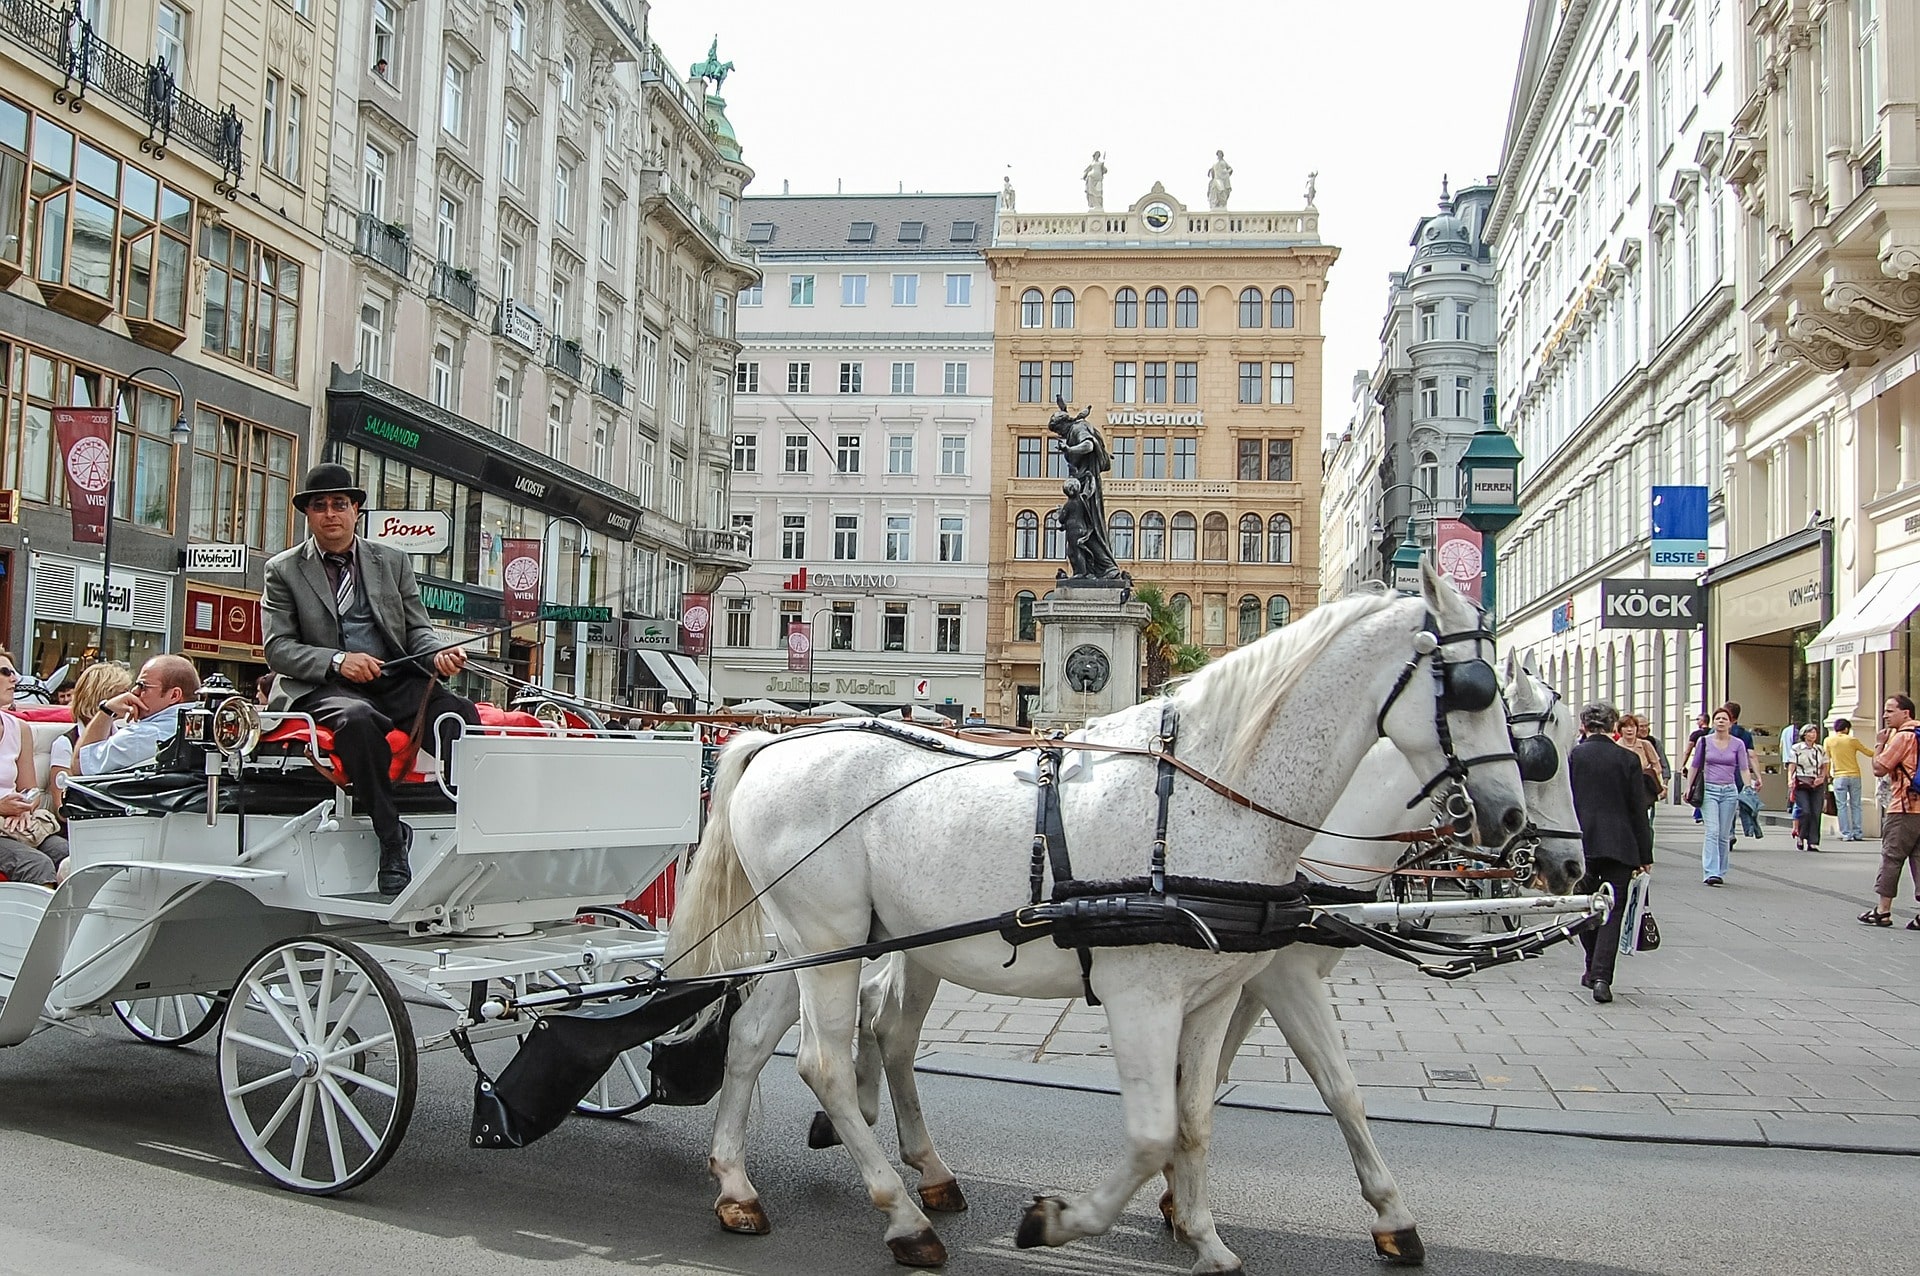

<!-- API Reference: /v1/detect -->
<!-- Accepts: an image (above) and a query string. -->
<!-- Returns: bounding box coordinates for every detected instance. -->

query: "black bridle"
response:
[1375,609,1520,827]
[1504,680,1582,847]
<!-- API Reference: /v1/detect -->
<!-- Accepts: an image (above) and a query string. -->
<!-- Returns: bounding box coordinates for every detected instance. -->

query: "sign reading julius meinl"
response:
[52,407,114,544]
[502,538,543,624]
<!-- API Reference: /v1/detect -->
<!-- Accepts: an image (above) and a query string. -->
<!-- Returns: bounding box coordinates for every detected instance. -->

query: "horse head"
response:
[1503,651,1586,894]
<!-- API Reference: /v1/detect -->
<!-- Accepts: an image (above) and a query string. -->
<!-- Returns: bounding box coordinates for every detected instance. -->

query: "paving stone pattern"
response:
[918,810,1920,1144]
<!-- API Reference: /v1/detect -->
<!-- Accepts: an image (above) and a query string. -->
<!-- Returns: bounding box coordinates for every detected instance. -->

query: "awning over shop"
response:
[1806,562,1920,663]
[636,649,693,698]
[666,654,712,706]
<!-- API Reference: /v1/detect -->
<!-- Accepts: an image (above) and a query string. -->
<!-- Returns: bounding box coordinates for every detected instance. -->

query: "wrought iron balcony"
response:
[2,0,244,186]
[547,334,584,381]
[595,365,627,406]
[429,261,479,318]
[356,212,411,278]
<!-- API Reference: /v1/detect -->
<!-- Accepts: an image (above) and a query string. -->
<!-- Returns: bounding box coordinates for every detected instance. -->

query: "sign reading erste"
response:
[1600,578,1704,629]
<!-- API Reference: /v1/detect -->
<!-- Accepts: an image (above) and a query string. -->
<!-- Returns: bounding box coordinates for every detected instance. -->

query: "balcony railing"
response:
[356,212,411,278]
[495,301,541,352]
[547,334,584,381]
[639,168,755,267]
[2,0,244,184]
[686,526,751,561]
[595,365,627,406]
[429,261,478,318]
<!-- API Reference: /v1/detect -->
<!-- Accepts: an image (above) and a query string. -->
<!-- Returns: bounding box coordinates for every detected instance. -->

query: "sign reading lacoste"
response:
[1600,578,1704,629]
[1107,411,1204,427]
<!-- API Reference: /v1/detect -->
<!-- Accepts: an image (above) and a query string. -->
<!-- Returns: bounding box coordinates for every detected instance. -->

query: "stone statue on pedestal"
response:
[1304,170,1319,207]
[1049,398,1125,583]
[1083,151,1107,211]
[1001,173,1016,211]
[1207,150,1233,209]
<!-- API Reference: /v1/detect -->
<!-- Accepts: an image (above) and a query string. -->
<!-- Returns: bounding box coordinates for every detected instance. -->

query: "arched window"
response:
[1108,510,1135,559]
[1238,513,1264,562]
[1043,510,1065,559]
[1139,511,1166,559]
[1015,590,1037,642]
[1169,511,1197,561]
[1051,287,1075,328]
[1268,594,1291,631]
[1268,514,1293,564]
[1013,509,1039,559]
[1417,451,1440,499]
[1113,287,1137,328]
[1237,595,1262,645]
[1174,287,1198,327]
[1238,286,1264,328]
[1144,287,1168,328]
[1202,511,1229,561]
[1020,288,1043,329]
[1170,593,1192,641]
[1270,286,1295,328]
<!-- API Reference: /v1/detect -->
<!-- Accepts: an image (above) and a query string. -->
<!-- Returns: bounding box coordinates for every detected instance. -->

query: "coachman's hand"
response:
[340,652,384,683]
[433,646,468,677]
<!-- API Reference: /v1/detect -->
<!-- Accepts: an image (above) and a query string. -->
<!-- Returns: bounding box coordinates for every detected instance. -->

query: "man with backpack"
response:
[1858,693,1919,930]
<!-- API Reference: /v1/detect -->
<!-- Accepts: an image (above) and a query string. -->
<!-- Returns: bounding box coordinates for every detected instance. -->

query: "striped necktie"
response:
[325,551,354,614]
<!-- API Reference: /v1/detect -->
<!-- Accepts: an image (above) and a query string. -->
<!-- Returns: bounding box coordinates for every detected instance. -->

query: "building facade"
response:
[1718,0,1920,827]
[1489,0,1741,769]
[0,0,337,685]
[717,193,997,718]
[318,0,753,706]
[985,184,1336,725]
[1320,370,1382,601]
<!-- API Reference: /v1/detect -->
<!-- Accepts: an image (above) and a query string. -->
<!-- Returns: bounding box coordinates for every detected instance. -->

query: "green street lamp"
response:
[1458,388,1523,618]
[1389,525,1424,594]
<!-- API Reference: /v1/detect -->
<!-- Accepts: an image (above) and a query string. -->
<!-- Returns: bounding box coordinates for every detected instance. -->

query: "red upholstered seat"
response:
[259,720,422,784]
[475,702,545,731]
[9,705,74,724]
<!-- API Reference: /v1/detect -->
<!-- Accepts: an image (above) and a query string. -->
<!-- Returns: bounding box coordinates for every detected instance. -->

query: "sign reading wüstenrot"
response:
[1600,578,1705,629]
[365,509,451,555]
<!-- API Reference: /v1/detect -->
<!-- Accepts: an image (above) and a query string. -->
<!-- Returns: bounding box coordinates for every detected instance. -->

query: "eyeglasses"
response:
[0,668,16,678]
[305,496,358,513]
[131,680,154,693]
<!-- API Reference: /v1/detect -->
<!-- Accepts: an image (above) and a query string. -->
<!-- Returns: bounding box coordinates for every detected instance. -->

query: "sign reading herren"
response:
[1600,578,1704,629]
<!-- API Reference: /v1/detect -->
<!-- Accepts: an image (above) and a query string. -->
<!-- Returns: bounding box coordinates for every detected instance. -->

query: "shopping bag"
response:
[1616,873,1651,957]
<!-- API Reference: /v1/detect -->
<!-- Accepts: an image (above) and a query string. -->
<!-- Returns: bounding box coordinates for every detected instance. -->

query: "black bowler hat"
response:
[292,462,368,512]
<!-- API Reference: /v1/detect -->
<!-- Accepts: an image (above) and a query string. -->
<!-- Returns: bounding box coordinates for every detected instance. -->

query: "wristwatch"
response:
[330,650,347,676]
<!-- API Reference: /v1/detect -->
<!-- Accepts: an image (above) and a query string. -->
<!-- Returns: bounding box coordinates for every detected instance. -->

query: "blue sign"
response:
[1650,485,1709,568]
[1551,598,1575,633]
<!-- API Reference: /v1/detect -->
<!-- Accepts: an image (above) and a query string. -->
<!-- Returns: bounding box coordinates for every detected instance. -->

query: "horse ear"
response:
[1417,557,1453,616]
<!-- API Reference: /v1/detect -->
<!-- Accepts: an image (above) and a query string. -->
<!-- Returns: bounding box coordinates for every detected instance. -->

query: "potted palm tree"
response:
[1134,583,1209,693]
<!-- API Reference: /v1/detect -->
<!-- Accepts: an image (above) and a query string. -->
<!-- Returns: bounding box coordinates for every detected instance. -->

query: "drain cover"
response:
[1425,1066,1479,1084]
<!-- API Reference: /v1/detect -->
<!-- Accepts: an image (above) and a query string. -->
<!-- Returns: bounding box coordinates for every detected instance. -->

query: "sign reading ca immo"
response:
[1600,578,1704,629]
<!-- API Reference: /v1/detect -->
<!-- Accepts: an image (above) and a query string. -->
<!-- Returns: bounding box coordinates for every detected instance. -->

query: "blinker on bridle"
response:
[1375,609,1518,814]
[1507,684,1563,784]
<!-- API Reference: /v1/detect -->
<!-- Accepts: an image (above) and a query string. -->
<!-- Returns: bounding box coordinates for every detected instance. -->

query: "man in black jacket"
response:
[1568,701,1655,1003]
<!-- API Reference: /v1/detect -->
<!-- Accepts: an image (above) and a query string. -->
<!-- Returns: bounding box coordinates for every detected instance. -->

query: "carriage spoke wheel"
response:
[566,906,657,1118]
[219,936,416,1195]
[114,992,225,1046]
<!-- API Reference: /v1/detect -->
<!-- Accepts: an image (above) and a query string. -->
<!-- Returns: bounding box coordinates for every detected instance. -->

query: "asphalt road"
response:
[0,1026,1905,1275]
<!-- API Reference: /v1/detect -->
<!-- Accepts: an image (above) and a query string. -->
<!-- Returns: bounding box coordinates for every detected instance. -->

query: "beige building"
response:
[983,184,1335,725]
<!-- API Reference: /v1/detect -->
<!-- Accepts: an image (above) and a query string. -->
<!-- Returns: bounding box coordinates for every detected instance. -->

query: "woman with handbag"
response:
[0,651,68,886]
[1788,724,1830,852]
[1685,706,1760,886]
[1617,714,1667,819]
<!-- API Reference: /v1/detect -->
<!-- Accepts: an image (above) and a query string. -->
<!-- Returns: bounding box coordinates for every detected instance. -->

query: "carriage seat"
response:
[254,701,546,788]
[9,707,76,794]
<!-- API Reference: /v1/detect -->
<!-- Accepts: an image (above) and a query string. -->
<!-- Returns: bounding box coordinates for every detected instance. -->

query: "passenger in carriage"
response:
[48,661,133,813]
[262,464,481,897]
[74,654,200,776]
[0,650,70,886]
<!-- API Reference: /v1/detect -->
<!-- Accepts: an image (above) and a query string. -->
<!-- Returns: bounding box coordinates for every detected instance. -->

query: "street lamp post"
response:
[541,513,590,693]
[805,605,836,713]
[1389,525,1425,593]
[703,570,748,713]
[1458,391,1524,619]
[108,367,192,663]
[1370,481,1433,589]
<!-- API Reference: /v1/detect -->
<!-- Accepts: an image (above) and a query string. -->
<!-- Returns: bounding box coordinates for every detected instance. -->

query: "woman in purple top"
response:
[1684,706,1760,885]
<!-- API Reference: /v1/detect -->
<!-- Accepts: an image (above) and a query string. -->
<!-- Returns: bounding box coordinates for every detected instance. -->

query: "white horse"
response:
[667,571,1527,1273]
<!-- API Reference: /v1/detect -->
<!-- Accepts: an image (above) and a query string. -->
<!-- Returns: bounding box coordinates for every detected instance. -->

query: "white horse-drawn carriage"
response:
[0,680,703,1193]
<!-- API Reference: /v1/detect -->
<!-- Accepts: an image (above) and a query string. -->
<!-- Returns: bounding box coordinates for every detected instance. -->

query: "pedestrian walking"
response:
[1858,694,1919,929]
[1616,714,1666,818]
[1826,717,1872,841]
[1686,712,1711,822]
[1788,724,1830,851]
[1725,703,1764,840]
[1684,706,1758,886]
[1569,701,1654,1004]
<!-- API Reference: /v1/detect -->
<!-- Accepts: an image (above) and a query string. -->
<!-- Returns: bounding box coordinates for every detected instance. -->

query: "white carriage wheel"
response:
[218,935,417,1195]
[114,992,225,1046]
[567,906,656,1118]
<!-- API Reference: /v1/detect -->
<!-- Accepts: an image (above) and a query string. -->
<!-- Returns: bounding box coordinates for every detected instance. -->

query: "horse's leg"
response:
[811,958,891,1149]
[1160,987,1250,1274]
[1259,948,1422,1264]
[872,957,965,1213]
[792,963,945,1267]
[709,969,801,1235]
[1161,984,1267,1232]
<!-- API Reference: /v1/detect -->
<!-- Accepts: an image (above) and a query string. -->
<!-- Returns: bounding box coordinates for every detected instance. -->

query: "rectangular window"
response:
[501,115,522,187]
[945,273,971,305]
[1112,361,1137,404]
[732,432,757,471]
[885,515,911,563]
[890,361,916,394]
[1238,361,1263,404]
[940,434,967,476]
[787,361,811,394]
[1049,361,1074,402]
[1270,361,1295,406]
[1017,436,1043,477]
[279,85,304,184]
[560,53,576,105]
[1174,362,1198,404]
[639,331,659,405]
[739,282,763,306]
[833,514,859,562]
[371,0,396,75]
[1419,377,1439,417]
[598,199,617,262]
[1268,438,1294,481]
[789,273,815,306]
[836,433,862,473]
[781,514,806,560]
[783,433,809,473]
[938,516,964,563]
[261,74,283,178]
[829,600,855,650]
[943,361,968,395]
[156,2,187,70]
[202,225,302,380]
[1111,436,1135,479]
[493,371,514,433]
[735,360,759,393]
[1454,302,1472,340]
[1143,361,1167,404]
[430,340,455,407]
[1171,436,1196,480]
[1019,360,1043,403]
[892,273,918,305]
[1454,375,1472,417]
[841,273,866,306]
[936,601,962,652]
[1237,438,1260,481]
[839,361,863,394]
[725,595,752,647]
[441,60,465,138]
[777,598,803,640]
[883,599,908,649]
[189,407,297,552]
[508,0,528,55]
[888,434,914,474]
[1417,302,1437,340]
[554,162,572,227]
[1141,436,1167,479]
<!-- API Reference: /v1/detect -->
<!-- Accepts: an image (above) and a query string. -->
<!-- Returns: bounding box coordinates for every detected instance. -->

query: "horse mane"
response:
[1172,588,1407,783]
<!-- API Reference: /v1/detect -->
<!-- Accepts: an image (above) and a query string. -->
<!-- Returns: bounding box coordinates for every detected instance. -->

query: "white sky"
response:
[648,0,1531,442]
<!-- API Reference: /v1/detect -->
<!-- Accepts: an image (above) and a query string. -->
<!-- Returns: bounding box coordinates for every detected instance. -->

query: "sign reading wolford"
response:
[1600,578,1704,629]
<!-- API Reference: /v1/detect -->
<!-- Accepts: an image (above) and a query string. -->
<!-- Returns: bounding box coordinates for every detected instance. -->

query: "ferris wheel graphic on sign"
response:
[66,436,112,493]
[503,555,541,591]
[683,602,710,634]
[1437,537,1482,581]
[787,628,811,657]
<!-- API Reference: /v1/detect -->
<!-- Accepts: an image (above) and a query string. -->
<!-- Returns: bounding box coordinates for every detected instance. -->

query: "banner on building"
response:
[786,622,812,673]
[52,407,114,545]
[1650,485,1709,568]
[502,538,543,623]
[680,592,712,656]
[1433,520,1484,599]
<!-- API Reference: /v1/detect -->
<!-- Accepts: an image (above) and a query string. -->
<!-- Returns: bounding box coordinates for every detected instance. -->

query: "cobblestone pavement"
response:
[912,808,1920,1151]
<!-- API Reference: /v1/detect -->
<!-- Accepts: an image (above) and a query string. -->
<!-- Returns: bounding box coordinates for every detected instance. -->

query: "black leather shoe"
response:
[1580,972,1594,988]
[377,823,414,897]
[1591,980,1613,1004]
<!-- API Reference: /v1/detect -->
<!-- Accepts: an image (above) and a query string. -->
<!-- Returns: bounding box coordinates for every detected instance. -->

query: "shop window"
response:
[201,225,301,381]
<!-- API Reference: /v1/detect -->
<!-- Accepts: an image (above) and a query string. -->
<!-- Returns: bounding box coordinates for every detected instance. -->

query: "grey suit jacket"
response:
[262,537,440,710]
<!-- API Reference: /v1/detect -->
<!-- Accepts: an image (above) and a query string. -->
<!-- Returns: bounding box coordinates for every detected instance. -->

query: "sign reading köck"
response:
[1600,578,1704,629]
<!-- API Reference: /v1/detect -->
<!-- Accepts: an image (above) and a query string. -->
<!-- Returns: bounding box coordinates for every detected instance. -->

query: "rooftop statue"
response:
[689,37,733,92]
[1083,151,1107,211]
[1207,150,1232,209]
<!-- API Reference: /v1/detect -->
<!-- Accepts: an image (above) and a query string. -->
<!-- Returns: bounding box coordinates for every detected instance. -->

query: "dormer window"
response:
[848,221,876,242]
[949,220,977,242]
[745,222,776,244]
[898,220,925,242]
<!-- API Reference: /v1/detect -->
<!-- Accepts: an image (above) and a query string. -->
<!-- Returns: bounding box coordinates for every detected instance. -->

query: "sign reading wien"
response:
[1600,578,1704,629]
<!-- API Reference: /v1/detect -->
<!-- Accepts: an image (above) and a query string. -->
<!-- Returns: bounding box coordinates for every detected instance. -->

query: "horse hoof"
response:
[715,1199,771,1235]
[806,1109,841,1149]
[918,1179,969,1213]
[886,1227,947,1267]
[1015,1195,1064,1249]
[1374,1226,1426,1266]
[1158,1187,1176,1229]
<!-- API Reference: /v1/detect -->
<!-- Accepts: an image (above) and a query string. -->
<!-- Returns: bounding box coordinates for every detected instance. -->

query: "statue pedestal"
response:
[1032,581,1149,732]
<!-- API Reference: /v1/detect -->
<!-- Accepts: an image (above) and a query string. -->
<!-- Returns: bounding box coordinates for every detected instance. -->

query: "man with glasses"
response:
[262,463,479,897]
[74,654,201,775]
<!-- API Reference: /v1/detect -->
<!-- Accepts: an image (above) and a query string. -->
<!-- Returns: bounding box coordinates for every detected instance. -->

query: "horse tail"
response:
[666,731,777,978]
